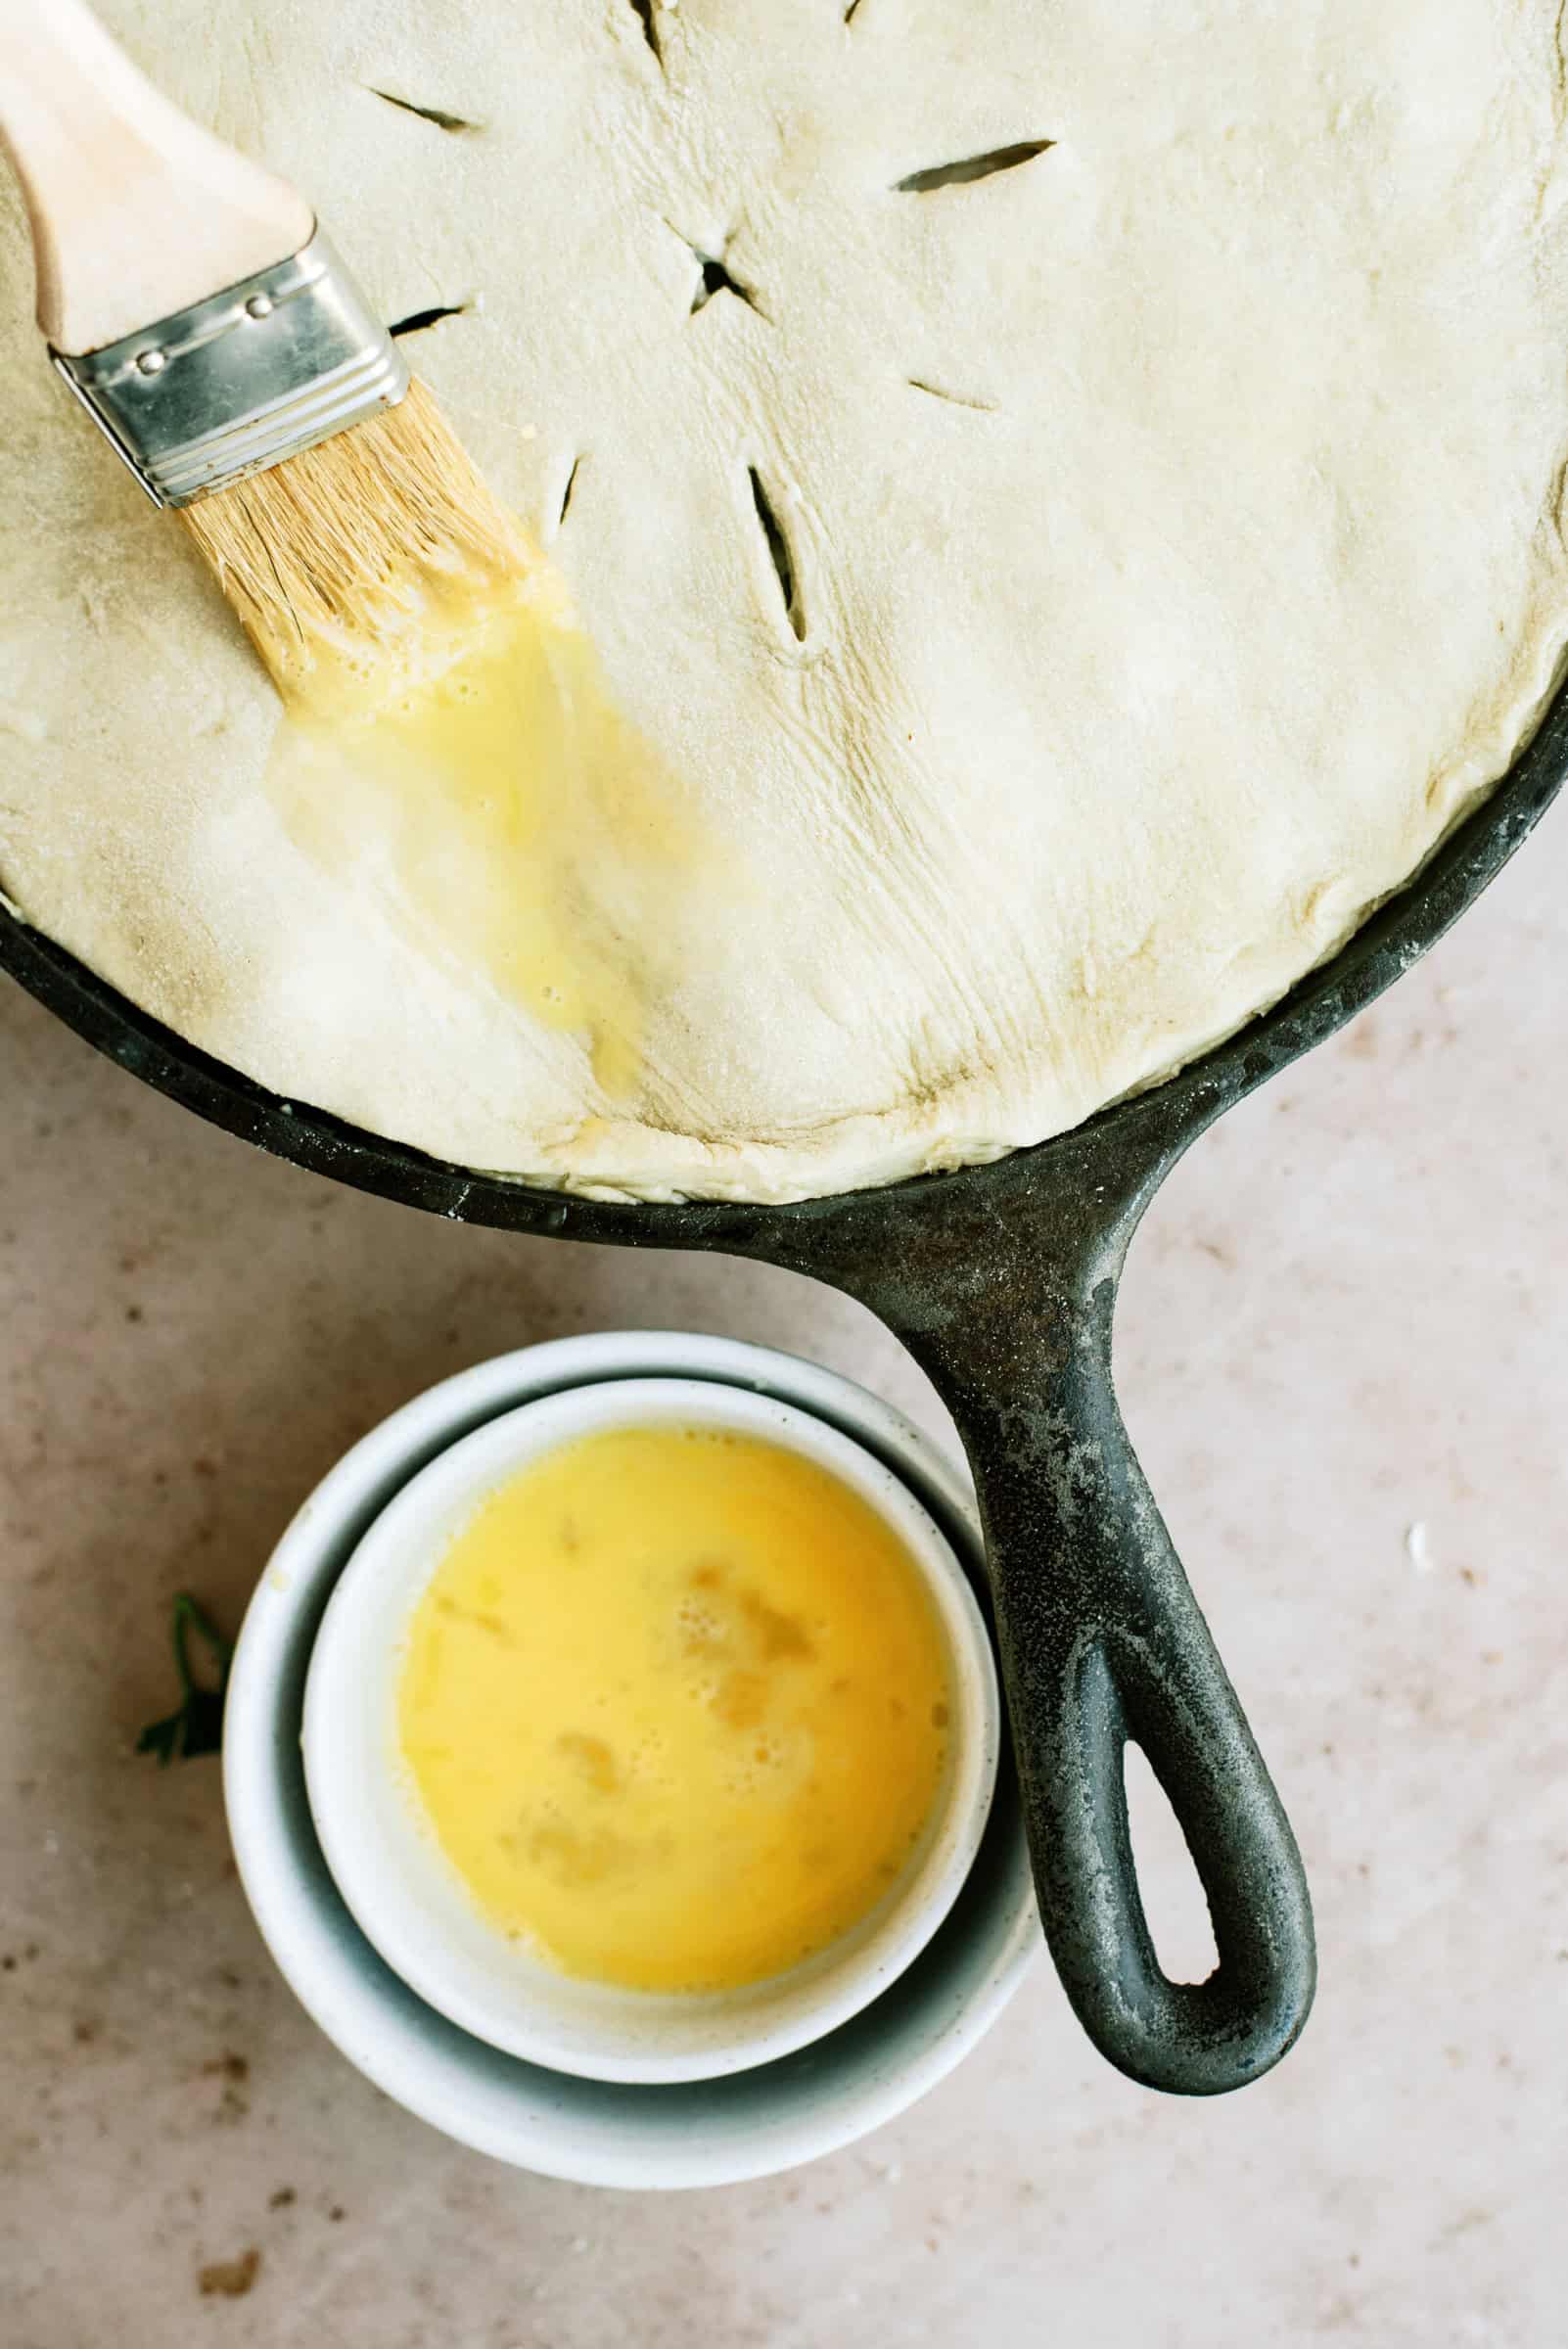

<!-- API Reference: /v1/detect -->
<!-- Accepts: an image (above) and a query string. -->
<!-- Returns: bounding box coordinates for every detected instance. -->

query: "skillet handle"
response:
[853,1183,1316,2094]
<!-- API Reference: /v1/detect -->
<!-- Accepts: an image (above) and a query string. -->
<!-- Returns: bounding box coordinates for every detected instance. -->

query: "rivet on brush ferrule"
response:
[50,226,411,508]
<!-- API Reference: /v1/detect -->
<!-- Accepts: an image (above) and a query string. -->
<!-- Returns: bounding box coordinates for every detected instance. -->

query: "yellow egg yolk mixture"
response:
[267,574,711,1100]
[396,1425,953,1994]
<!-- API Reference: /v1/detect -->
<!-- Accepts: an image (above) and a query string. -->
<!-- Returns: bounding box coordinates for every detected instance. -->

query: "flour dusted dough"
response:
[3,0,1568,1201]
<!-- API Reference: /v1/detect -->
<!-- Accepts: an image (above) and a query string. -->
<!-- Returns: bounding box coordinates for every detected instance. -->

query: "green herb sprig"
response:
[136,1591,233,1765]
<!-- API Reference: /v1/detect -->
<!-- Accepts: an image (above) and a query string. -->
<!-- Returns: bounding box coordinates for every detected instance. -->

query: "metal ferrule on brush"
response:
[50,227,410,507]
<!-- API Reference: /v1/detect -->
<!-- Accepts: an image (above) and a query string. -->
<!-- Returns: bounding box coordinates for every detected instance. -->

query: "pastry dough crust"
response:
[3,0,1568,1201]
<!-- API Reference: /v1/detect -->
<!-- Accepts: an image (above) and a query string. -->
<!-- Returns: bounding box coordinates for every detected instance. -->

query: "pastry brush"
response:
[0,0,528,697]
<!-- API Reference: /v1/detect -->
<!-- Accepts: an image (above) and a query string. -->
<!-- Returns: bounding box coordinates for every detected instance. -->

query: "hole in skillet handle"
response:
[1123,1746,1219,1984]
[838,1168,1316,2096]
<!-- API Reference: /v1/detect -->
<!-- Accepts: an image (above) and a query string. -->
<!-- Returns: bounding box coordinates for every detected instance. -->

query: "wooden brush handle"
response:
[0,0,312,353]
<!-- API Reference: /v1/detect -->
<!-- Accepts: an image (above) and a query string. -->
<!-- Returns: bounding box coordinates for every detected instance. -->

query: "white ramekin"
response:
[301,1377,1000,2085]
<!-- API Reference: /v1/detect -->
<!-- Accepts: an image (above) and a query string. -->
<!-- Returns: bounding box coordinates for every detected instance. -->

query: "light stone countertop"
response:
[2,805,1565,2348]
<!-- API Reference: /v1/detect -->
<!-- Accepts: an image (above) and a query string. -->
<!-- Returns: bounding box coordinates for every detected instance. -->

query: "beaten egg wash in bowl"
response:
[399,1425,953,1993]
[302,1382,1001,2082]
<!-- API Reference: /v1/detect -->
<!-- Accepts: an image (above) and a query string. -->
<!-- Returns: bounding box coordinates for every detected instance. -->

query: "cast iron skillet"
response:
[4,691,1563,2096]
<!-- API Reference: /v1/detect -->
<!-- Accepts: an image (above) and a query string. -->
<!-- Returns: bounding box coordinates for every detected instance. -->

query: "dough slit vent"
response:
[388,302,473,340]
[906,378,998,413]
[894,139,1055,193]
[747,466,806,644]
[628,0,663,67]
[367,88,483,133]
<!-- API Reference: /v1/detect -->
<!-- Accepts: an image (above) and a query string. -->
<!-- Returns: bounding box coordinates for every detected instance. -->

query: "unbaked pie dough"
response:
[3,0,1568,1202]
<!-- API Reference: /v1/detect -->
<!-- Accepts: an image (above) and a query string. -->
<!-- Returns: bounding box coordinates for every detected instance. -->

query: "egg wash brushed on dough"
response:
[262,561,714,1101]
[194,387,720,1106]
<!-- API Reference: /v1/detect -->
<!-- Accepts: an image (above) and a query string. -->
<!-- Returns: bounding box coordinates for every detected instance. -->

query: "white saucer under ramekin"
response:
[222,1332,1038,2189]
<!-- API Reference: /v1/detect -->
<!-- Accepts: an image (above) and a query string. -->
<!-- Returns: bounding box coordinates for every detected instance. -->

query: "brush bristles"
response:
[176,378,535,699]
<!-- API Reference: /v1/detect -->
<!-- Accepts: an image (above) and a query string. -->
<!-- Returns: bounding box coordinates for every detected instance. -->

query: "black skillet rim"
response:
[1,679,1564,1242]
